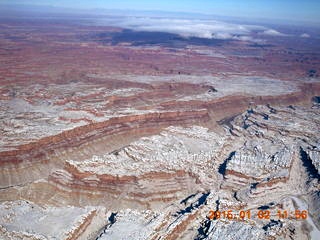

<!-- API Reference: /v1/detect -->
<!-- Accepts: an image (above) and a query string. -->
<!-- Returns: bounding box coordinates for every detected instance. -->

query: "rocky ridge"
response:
[0,104,319,239]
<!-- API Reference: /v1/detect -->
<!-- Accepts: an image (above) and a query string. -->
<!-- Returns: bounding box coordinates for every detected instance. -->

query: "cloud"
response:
[97,16,287,42]
[300,33,310,38]
[260,29,288,37]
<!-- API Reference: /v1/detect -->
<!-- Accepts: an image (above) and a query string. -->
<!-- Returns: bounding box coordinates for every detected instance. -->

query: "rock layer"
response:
[1,104,319,239]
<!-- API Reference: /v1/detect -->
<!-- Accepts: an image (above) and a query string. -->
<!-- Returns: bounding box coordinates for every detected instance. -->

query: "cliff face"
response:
[0,109,209,188]
[48,169,201,208]
[2,81,319,165]
[1,104,319,240]
[220,105,320,230]
[1,81,320,205]
[11,125,227,208]
[159,82,320,118]
[0,109,209,159]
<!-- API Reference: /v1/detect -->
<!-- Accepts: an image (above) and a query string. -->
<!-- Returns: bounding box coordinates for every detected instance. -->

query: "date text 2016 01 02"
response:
[207,209,308,221]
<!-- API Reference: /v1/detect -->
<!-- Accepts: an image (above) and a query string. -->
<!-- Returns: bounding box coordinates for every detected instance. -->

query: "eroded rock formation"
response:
[1,103,319,239]
[1,17,320,240]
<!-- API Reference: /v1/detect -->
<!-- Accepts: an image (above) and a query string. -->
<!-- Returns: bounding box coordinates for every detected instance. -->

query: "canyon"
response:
[0,13,319,240]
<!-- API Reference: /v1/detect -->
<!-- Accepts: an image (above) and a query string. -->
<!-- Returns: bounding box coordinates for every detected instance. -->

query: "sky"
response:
[1,0,320,23]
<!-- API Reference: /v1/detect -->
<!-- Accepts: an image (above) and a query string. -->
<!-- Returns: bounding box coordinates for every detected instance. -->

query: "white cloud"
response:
[97,16,288,42]
[300,33,310,38]
[260,29,288,37]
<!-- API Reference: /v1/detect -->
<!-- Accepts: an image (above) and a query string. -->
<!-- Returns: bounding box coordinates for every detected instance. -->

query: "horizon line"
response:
[1,3,320,26]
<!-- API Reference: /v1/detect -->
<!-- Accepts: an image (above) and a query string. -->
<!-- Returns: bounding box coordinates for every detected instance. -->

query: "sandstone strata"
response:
[1,104,319,239]
[1,18,320,239]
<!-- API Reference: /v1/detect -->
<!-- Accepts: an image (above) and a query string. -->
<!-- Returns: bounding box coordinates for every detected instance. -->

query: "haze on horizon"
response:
[1,0,320,24]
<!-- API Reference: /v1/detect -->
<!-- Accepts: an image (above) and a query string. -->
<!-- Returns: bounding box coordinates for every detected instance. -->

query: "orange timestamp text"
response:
[208,209,308,221]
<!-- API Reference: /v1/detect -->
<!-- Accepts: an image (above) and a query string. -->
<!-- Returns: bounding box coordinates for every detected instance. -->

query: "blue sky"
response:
[1,0,320,23]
